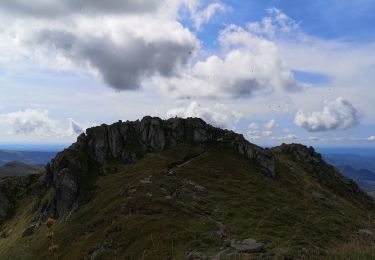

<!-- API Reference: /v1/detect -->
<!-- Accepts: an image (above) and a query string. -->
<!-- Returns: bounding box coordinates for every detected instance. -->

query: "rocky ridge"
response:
[39,116,277,220]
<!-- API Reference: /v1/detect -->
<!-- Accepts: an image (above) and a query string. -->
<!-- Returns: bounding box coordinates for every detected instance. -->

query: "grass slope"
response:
[0,143,374,259]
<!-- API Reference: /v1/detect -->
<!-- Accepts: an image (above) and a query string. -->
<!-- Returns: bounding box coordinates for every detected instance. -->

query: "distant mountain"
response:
[0,150,56,166]
[0,161,44,176]
[324,153,375,192]
[0,117,374,259]
[324,153,375,172]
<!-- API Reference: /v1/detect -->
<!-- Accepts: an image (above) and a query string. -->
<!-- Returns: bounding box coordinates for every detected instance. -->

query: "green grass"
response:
[0,143,374,259]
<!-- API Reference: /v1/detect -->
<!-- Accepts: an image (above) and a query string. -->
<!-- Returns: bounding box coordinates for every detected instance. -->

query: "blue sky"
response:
[0,0,374,148]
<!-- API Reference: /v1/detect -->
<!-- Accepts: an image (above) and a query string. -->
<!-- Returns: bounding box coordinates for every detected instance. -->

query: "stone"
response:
[188,181,206,192]
[22,223,37,237]
[230,238,264,253]
[358,229,373,236]
[127,188,137,195]
[140,176,152,184]
[187,250,206,259]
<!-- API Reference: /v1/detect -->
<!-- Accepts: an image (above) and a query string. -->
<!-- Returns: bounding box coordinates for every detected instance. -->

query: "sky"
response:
[0,0,374,148]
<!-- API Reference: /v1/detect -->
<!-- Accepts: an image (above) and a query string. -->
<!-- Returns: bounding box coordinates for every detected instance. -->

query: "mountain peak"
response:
[42,117,276,219]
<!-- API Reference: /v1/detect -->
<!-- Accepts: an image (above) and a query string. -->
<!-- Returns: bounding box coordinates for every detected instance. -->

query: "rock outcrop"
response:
[38,117,277,220]
[279,143,374,208]
[230,238,264,253]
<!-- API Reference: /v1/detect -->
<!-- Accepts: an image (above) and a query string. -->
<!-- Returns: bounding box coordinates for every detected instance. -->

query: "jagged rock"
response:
[188,181,206,192]
[140,176,152,184]
[187,250,206,259]
[126,188,137,195]
[358,229,373,236]
[22,223,37,237]
[37,117,277,220]
[230,238,264,253]
[279,143,322,164]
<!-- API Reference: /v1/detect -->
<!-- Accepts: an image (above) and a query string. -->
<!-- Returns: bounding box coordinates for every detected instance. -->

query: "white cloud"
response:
[248,7,299,38]
[155,17,304,98]
[167,101,242,128]
[295,97,360,132]
[264,119,278,130]
[191,2,227,30]
[248,122,259,130]
[283,134,298,140]
[308,136,319,141]
[0,109,59,136]
[247,120,278,140]
[271,134,298,141]
[283,128,291,133]
[262,130,273,137]
[367,136,375,141]
[0,108,84,139]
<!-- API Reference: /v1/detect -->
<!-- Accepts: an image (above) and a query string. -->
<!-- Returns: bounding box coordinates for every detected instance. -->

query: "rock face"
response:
[230,238,264,253]
[358,229,373,237]
[38,117,277,220]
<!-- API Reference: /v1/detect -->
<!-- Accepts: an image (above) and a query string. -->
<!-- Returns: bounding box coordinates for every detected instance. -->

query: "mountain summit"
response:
[0,117,374,259]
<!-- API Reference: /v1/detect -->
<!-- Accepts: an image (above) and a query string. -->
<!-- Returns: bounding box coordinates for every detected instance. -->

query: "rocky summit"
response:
[41,116,276,220]
[0,117,374,259]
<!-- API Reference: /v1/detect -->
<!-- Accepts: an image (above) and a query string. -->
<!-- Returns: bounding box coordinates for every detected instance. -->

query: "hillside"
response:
[0,161,44,177]
[0,117,374,259]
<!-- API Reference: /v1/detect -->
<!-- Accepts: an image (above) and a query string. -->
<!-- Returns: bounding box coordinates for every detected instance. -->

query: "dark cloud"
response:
[36,28,197,90]
[0,0,161,17]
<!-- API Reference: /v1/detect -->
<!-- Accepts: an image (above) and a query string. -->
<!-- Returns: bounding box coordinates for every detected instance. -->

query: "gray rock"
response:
[187,250,206,259]
[231,238,264,253]
[22,223,37,237]
[358,229,373,236]
[140,176,152,184]
[188,181,206,192]
[127,188,137,195]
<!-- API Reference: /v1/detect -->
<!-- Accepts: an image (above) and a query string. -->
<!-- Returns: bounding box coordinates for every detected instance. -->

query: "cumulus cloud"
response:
[0,3,304,99]
[248,123,259,130]
[166,101,242,128]
[156,16,304,98]
[0,108,84,138]
[248,7,299,38]
[33,22,198,90]
[247,119,280,140]
[295,97,360,132]
[368,136,375,141]
[0,0,228,90]
[0,109,59,136]
[264,119,278,130]
[191,2,227,30]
